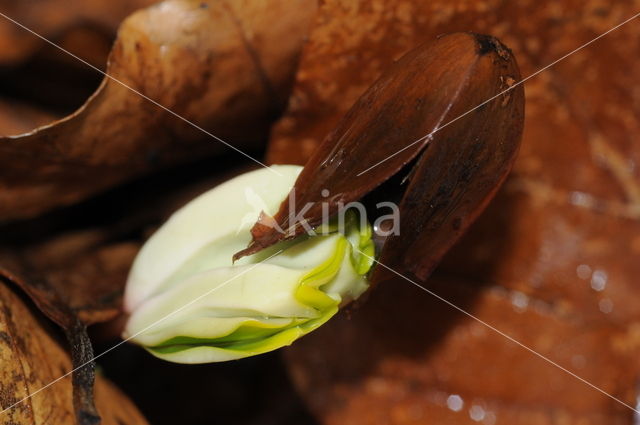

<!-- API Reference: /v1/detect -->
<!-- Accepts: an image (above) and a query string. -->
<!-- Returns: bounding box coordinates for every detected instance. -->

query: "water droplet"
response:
[483,411,497,425]
[446,394,464,412]
[576,264,592,280]
[599,298,613,314]
[591,269,608,291]
[469,405,486,422]
[510,291,529,312]
[570,191,595,208]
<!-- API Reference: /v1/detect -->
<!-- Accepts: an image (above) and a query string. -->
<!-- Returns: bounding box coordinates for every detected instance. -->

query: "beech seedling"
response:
[124,166,374,363]
[123,32,524,363]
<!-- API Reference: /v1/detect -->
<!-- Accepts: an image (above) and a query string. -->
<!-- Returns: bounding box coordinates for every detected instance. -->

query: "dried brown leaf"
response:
[0,279,148,425]
[0,0,316,222]
[269,1,640,424]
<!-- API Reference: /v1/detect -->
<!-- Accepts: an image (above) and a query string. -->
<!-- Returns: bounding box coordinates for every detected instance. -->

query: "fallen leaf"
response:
[0,279,148,424]
[267,0,640,424]
[0,0,317,222]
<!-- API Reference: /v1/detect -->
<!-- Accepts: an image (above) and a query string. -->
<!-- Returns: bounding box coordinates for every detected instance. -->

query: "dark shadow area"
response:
[0,23,111,116]
[96,341,319,425]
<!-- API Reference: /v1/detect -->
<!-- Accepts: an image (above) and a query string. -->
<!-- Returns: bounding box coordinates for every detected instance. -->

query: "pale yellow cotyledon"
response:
[123,165,374,363]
